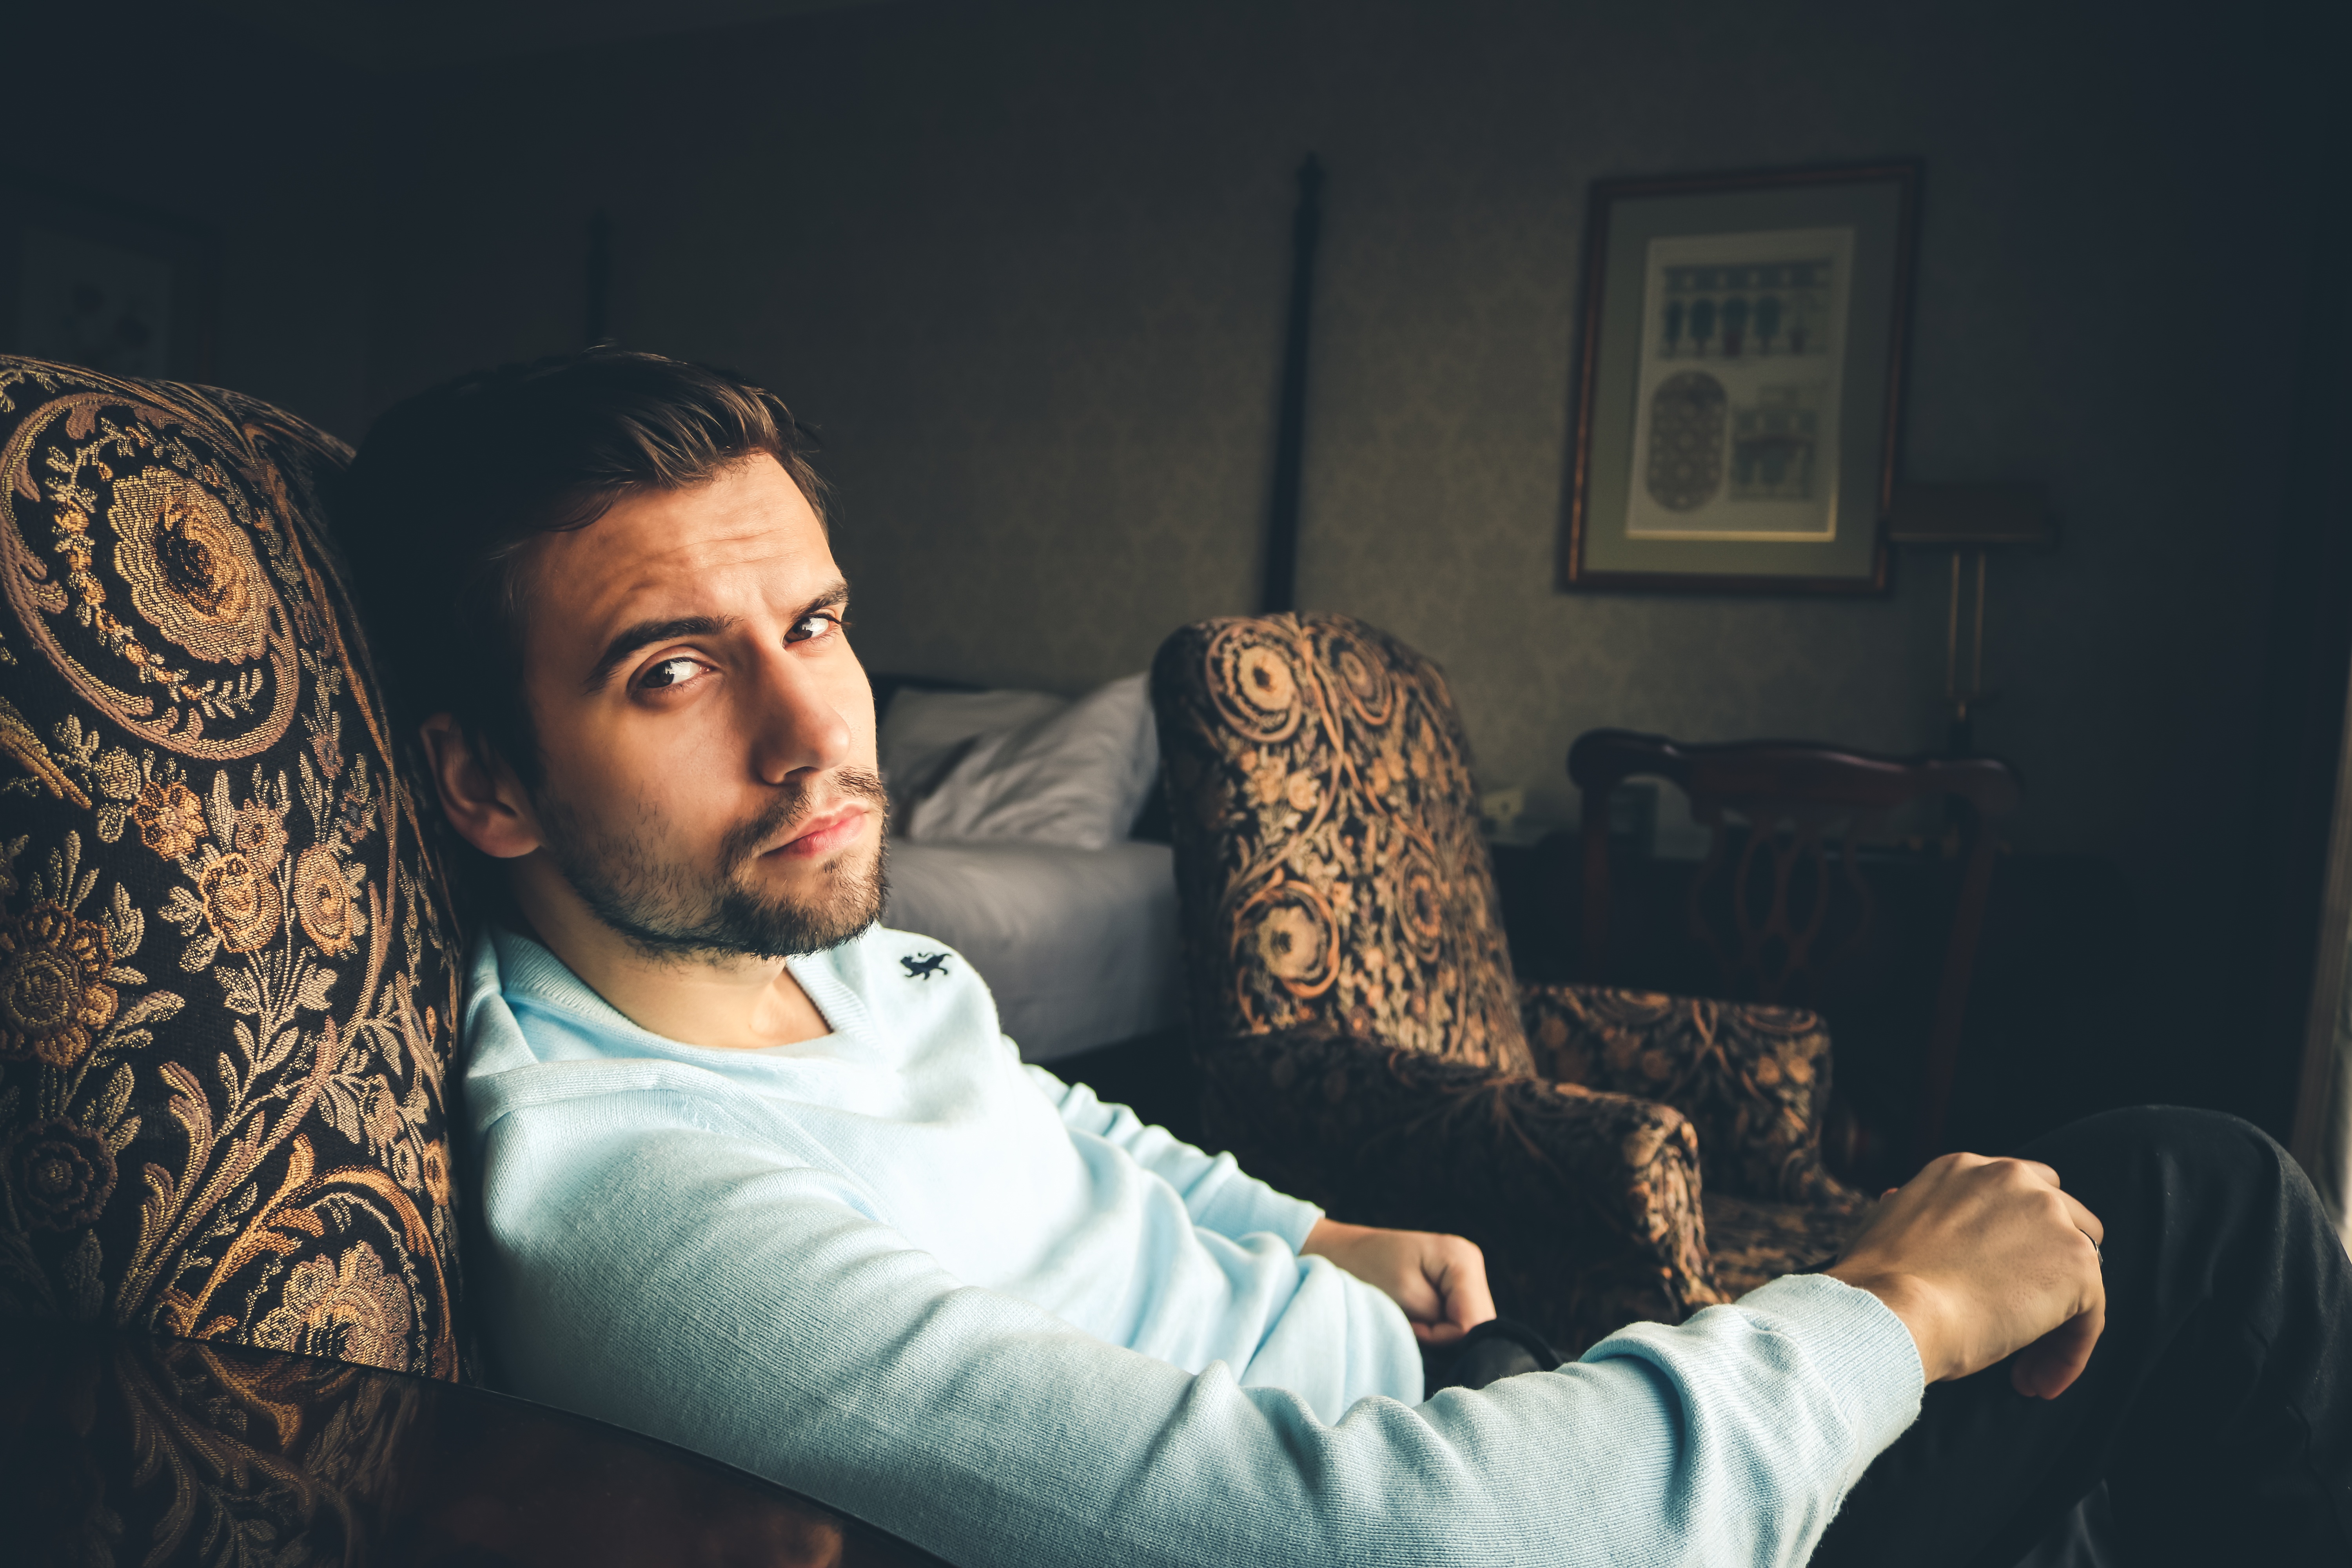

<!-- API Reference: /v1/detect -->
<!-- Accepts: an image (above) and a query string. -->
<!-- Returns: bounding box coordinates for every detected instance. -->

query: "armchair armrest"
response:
[1519,982,1858,1212]
[1194,1027,1727,1355]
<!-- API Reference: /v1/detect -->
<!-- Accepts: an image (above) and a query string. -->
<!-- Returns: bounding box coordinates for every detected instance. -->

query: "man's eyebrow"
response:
[796,581,852,621]
[581,582,850,692]
[584,615,739,691]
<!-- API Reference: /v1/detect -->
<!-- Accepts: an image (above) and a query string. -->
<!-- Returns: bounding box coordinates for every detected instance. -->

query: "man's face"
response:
[510,454,884,960]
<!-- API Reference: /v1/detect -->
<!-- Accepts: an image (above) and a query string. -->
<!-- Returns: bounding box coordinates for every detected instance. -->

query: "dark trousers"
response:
[1812,1106,2351,1567]
[1430,1107,2351,1564]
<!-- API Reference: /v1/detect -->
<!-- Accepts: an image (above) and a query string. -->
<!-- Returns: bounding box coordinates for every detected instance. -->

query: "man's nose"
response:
[745,649,852,785]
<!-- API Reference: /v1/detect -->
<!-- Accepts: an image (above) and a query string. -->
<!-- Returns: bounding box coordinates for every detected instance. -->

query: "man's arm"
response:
[1027,1063,1499,1343]
[477,1093,1926,1568]
[1024,1063,1324,1246]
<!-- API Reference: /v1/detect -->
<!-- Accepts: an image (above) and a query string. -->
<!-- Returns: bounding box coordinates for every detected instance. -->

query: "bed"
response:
[873,673,1183,1064]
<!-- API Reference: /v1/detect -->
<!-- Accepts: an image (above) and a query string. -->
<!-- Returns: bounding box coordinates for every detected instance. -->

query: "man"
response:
[341,350,2350,1567]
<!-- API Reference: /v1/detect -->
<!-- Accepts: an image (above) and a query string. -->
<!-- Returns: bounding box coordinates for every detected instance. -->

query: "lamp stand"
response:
[1944,548,1988,755]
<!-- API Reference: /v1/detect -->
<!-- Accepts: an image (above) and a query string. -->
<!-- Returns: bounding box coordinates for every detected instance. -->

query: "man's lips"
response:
[764,803,870,861]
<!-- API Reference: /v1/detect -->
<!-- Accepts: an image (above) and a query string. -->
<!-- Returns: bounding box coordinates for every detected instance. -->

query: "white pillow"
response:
[902,672,1160,850]
[878,686,1071,821]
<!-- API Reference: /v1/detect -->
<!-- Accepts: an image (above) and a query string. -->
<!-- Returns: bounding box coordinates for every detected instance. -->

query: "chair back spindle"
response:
[1568,731,2020,1167]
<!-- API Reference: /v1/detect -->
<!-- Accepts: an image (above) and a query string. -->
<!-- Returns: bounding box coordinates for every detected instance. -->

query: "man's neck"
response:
[505,856,835,1051]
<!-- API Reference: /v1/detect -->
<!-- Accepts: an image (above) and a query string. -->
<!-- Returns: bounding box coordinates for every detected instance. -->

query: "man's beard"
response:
[534,768,889,962]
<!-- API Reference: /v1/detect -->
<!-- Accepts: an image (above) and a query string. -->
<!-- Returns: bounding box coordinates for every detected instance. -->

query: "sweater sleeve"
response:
[476,1092,1924,1568]
[1023,1062,1323,1249]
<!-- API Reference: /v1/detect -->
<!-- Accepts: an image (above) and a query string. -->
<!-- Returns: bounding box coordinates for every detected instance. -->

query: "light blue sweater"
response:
[463,923,1925,1568]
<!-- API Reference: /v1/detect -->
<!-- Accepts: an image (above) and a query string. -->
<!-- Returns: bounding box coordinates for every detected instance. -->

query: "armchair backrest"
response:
[1150,613,1532,1073]
[0,358,468,1377]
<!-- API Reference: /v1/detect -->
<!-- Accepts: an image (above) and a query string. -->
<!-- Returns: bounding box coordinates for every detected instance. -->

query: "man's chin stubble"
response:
[535,774,891,963]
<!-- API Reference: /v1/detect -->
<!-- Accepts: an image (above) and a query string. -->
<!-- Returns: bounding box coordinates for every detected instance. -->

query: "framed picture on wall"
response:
[1561,161,1919,593]
[0,172,216,383]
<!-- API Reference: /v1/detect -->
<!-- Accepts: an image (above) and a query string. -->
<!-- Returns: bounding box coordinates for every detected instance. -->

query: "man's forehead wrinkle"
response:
[554,525,827,638]
[577,522,812,601]
[586,554,844,646]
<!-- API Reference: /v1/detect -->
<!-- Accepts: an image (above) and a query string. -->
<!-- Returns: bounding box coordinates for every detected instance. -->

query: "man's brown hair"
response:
[338,349,826,790]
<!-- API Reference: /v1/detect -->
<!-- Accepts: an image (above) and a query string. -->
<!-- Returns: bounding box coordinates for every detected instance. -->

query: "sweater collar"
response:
[488,924,867,1057]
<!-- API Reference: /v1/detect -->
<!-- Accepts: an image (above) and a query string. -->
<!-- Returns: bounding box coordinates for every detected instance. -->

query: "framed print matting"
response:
[1562,162,1918,593]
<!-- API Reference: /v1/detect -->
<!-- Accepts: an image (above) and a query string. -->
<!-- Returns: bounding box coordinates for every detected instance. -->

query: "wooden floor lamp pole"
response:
[1260,154,1323,615]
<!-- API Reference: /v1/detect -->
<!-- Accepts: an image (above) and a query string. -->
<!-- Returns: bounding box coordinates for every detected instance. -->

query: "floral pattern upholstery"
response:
[1520,984,1855,1210]
[0,358,467,1378]
[1195,1026,1726,1353]
[1155,614,1530,1070]
[9,1321,424,1566]
[5,1314,953,1568]
[1153,613,1866,1348]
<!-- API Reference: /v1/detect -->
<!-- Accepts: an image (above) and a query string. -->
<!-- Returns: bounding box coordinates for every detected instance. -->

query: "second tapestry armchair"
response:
[1148,612,1867,1354]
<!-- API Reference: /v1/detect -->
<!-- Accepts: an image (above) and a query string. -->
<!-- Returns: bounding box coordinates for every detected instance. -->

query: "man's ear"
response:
[420,713,542,860]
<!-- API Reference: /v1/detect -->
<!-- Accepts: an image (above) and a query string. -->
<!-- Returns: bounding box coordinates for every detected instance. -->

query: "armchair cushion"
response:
[1196,1026,1729,1356]
[1521,982,1858,1211]
[0,359,466,1377]
[1698,1192,1868,1298]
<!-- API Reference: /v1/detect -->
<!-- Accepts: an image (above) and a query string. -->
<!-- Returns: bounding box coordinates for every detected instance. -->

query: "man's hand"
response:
[1826,1152,2107,1398]
[1302,1220,1497,1346]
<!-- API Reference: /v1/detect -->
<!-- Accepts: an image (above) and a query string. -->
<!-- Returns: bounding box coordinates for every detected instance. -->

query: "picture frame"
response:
[0,171,216,384]
[1561,161,1920,594]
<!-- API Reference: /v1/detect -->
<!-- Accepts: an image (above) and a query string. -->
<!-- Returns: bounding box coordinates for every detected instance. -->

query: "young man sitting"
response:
[341,350,2351,1568]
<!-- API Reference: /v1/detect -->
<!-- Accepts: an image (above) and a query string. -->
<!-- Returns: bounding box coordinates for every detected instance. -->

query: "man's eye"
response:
[787,612,842,645]
[639,656,706,691]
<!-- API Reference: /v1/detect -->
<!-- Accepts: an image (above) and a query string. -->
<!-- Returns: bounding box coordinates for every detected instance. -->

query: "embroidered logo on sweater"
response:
[900,952,950,980]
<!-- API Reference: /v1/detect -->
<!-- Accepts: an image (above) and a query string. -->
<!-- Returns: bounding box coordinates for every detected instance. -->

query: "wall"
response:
[368,1,1314,691]
[1297,1,2312,853]
[7,5,382,444]
[361,0,2329,1113]
[363,0,2325,831]
[4,0,2328,1130]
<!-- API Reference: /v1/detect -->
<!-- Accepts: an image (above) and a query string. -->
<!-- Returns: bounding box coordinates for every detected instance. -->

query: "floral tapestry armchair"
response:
[1149,613,1866,1354]
[0,357,468,1380]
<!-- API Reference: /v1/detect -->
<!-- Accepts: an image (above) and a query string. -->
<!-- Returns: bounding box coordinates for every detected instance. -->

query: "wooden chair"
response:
[1568,730,2022,1172]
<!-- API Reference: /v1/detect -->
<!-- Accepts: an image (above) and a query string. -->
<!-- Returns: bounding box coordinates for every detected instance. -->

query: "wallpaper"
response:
[354,0,2324,1108]
[6,7,380,443]
[362,0,2312,862]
